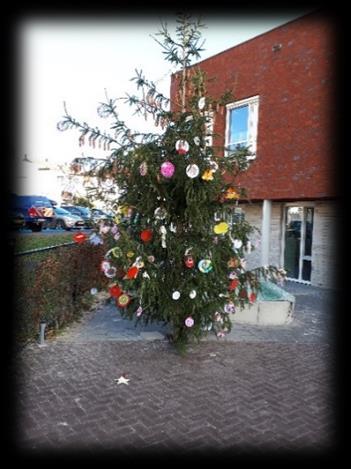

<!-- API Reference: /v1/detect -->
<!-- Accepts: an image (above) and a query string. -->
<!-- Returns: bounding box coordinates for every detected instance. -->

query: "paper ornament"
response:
[100,260,111,272]
[160,161,175,178]
[140,229,153,242]
[172,291,181,300]
[139,162,148,176]
[214,222,229,234]
[134,257,145,268]
[184,255,194,268]
[73,232,87,244]
[198,97,206,110]
[208,160,219,172]
[136,306,143,317]
[90,288,98,295]
[189,290,197,299]
[198,259,213,273]
[249,292,257,303]
[224,302,235,314]
[185,317,194,327]
[186,164,200,178]
[110,247,122,258]
[175,139,189,155]
[147,255,155,263]
[109,284,122,298]
[224,187,240,200]
[126,266,139,279]
[201,169,214,181]
[154,207,167,220]
[228,257,240,268]
[193,136,201,146]
[233,239,243,250]
[116,293,131,308]
[89,233,103,245]
[104,267,117,278]
[229,279,240,291]
[126,251,135,258]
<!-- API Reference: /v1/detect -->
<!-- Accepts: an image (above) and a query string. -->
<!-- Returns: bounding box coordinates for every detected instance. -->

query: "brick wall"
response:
[171,12,337,200]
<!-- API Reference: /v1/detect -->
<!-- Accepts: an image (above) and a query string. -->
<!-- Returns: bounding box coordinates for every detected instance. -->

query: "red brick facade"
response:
[170,12,336,201]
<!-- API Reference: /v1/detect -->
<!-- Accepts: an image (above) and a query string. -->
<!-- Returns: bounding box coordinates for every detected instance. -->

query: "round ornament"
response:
[126,251,135,258]
[193,136,201,146]
[175,139,189,155]
[126,266,139,279]
[214,222,229,235]
[229,278,240,291]
[186,164,200,178]
[104,266,117,278]
[184,255,195,268]
[233,239,243,250]
[189,290,197,299]
[154,207,167,220]
[100,260,111,272]
[224,302,235,314]
[134,256,145,268]
[140,229,153,243]
[160,161,175,178]
[172,291,181,300]
[185,316,194,327]
[198,259,213,273]
[111,247,122,258]
[73,232,87,244]
[147,255,155,263]
[117,293,131,308]
[249,292,257,303]
[90,288,98,295]
[198,97,206,110]
[109,284,122,298]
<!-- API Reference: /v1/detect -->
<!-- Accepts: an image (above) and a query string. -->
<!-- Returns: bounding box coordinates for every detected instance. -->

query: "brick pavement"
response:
[12,282,339,456]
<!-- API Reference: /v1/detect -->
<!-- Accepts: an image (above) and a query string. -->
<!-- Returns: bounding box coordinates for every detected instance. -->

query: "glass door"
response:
[283,206,314,282]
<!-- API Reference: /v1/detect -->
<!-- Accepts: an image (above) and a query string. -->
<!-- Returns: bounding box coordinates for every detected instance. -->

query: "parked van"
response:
[10,194,54,232]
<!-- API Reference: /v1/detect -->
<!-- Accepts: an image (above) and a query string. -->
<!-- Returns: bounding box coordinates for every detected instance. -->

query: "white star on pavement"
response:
[114,376,130,385]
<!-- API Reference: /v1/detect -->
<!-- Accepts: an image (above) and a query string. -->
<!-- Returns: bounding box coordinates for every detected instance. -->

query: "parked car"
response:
[51,207,85,231]
[91,208,114,224]
[10,194,54,232]
[61,205,93,228]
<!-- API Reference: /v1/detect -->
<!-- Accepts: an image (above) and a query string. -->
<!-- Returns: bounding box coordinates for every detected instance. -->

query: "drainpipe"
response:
[261,199,272,266]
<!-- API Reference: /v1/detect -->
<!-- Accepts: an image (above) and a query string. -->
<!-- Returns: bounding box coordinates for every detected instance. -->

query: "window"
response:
[225,95,259,159]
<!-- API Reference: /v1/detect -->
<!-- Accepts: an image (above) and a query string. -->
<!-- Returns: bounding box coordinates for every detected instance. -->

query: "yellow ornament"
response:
[126,251,135,258]
[114,215,121,224]
[214,222,229,235]
[202,169,214,181]
[225,188,240,200]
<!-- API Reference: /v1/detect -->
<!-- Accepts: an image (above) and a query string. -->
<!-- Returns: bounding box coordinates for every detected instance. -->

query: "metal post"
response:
[39,322,47,346]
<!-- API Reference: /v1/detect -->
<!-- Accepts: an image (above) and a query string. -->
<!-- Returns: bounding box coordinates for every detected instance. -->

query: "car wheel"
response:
[56,220,68,230]
[31,224,42,232]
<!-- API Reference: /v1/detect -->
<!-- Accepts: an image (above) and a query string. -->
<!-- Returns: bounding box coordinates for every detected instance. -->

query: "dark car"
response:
[61,205,93,228]
[10,194,54,232]
[8,209,25,230]
[51,206,85,231]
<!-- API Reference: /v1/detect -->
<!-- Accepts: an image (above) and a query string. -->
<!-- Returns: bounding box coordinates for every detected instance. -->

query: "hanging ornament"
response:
[224,302,235,314]
[147,255,155,263]
[185,317,194,328]
[126,251,135,258]
[172,291,181,300]
[139,162,148,176]
[193,136,201,146]
[90,288,98,295]
[154,207,167,220]
[99,224,111,234]
[198,259,213,273]
[189,290,197,299]
[134,256,145,269]
[109,284,122,298]
[198,97,206,110]
[104,266,117,278]
[89,233,103,246]
[125,266,139,279]
[239,289,248,299]
[228,257,240,268]
[160,161,175,178]
[136,306,143,317]
[228,271,238,280]
[201,169,214,181]
[249,292,257,303]
[184,255,195,268]
[140,229,153,243]
[160,226,167,248]
[73,232,87,244]
[110,247,122,258]
[185,115,193,123]
[213,222,229,235]
[208,160,219,172]
[117,293,131,308]
[142,271,150,279]
[100,260,111,272]
[186,164,200,178]
[228,279,240,291]
[175,139,189,155]
[169,222,177,233]
[224,187,240,200]
[233,239,243,250]
[101,178,114,189]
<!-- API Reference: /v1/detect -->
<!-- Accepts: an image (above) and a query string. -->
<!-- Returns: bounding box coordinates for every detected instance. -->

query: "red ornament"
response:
[239,289,248,299]
[184,255,195,268]
[126,266,139,279]
[109,284,122,298]
[73,232,87,244]
[228,279,240,291]
[249,292,257,303]
[140,229,153,243]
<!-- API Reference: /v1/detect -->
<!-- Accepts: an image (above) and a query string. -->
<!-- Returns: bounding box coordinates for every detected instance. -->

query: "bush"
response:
[13,243,108,345]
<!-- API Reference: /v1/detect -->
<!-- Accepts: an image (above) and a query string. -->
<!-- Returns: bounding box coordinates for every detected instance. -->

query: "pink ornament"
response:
[185,316,194,327]
[160,161,175,178]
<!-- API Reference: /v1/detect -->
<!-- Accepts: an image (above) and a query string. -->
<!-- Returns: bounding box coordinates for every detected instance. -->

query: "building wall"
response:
[170,11,337,200]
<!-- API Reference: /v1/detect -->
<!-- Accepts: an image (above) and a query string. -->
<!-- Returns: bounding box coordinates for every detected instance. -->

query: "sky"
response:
[18,11,311,167]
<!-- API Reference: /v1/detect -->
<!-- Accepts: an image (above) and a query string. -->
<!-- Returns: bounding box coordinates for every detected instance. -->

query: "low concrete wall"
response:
[231,299,295,325]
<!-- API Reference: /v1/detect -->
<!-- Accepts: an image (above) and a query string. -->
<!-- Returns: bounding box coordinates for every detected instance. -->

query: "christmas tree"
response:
[58,14,285,352]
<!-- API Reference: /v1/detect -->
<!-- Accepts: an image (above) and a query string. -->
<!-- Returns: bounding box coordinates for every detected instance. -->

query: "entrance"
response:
[283,206,314,282]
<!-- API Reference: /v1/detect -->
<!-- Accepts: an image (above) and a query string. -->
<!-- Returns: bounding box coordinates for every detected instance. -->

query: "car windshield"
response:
[55,207,73,215]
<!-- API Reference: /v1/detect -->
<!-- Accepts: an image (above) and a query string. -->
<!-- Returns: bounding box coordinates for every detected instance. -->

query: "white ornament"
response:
[154,207,167,220]
[172,291,181,300]
[186,164,200,178]
[189,290,197,299]
[193,136,201,146]
[160,225,167,248]
[198,97,206,110]
[233,239,243,250]
[114,376,130,385]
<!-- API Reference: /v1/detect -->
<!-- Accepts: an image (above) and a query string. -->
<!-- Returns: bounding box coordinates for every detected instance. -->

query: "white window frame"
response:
[225,95,259,160]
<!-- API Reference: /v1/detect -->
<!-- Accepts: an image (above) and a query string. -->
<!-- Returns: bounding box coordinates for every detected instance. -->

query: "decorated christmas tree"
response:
[58,15,285,352]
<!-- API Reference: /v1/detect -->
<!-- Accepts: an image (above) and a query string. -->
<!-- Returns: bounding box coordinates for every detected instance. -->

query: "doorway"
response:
[283,206,314,282]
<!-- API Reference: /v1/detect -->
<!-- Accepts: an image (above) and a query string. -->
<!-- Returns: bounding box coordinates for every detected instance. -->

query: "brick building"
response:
[171,11,338,288]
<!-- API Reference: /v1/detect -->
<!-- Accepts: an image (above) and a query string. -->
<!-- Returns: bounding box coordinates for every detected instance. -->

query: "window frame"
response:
[225,95,259,160]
